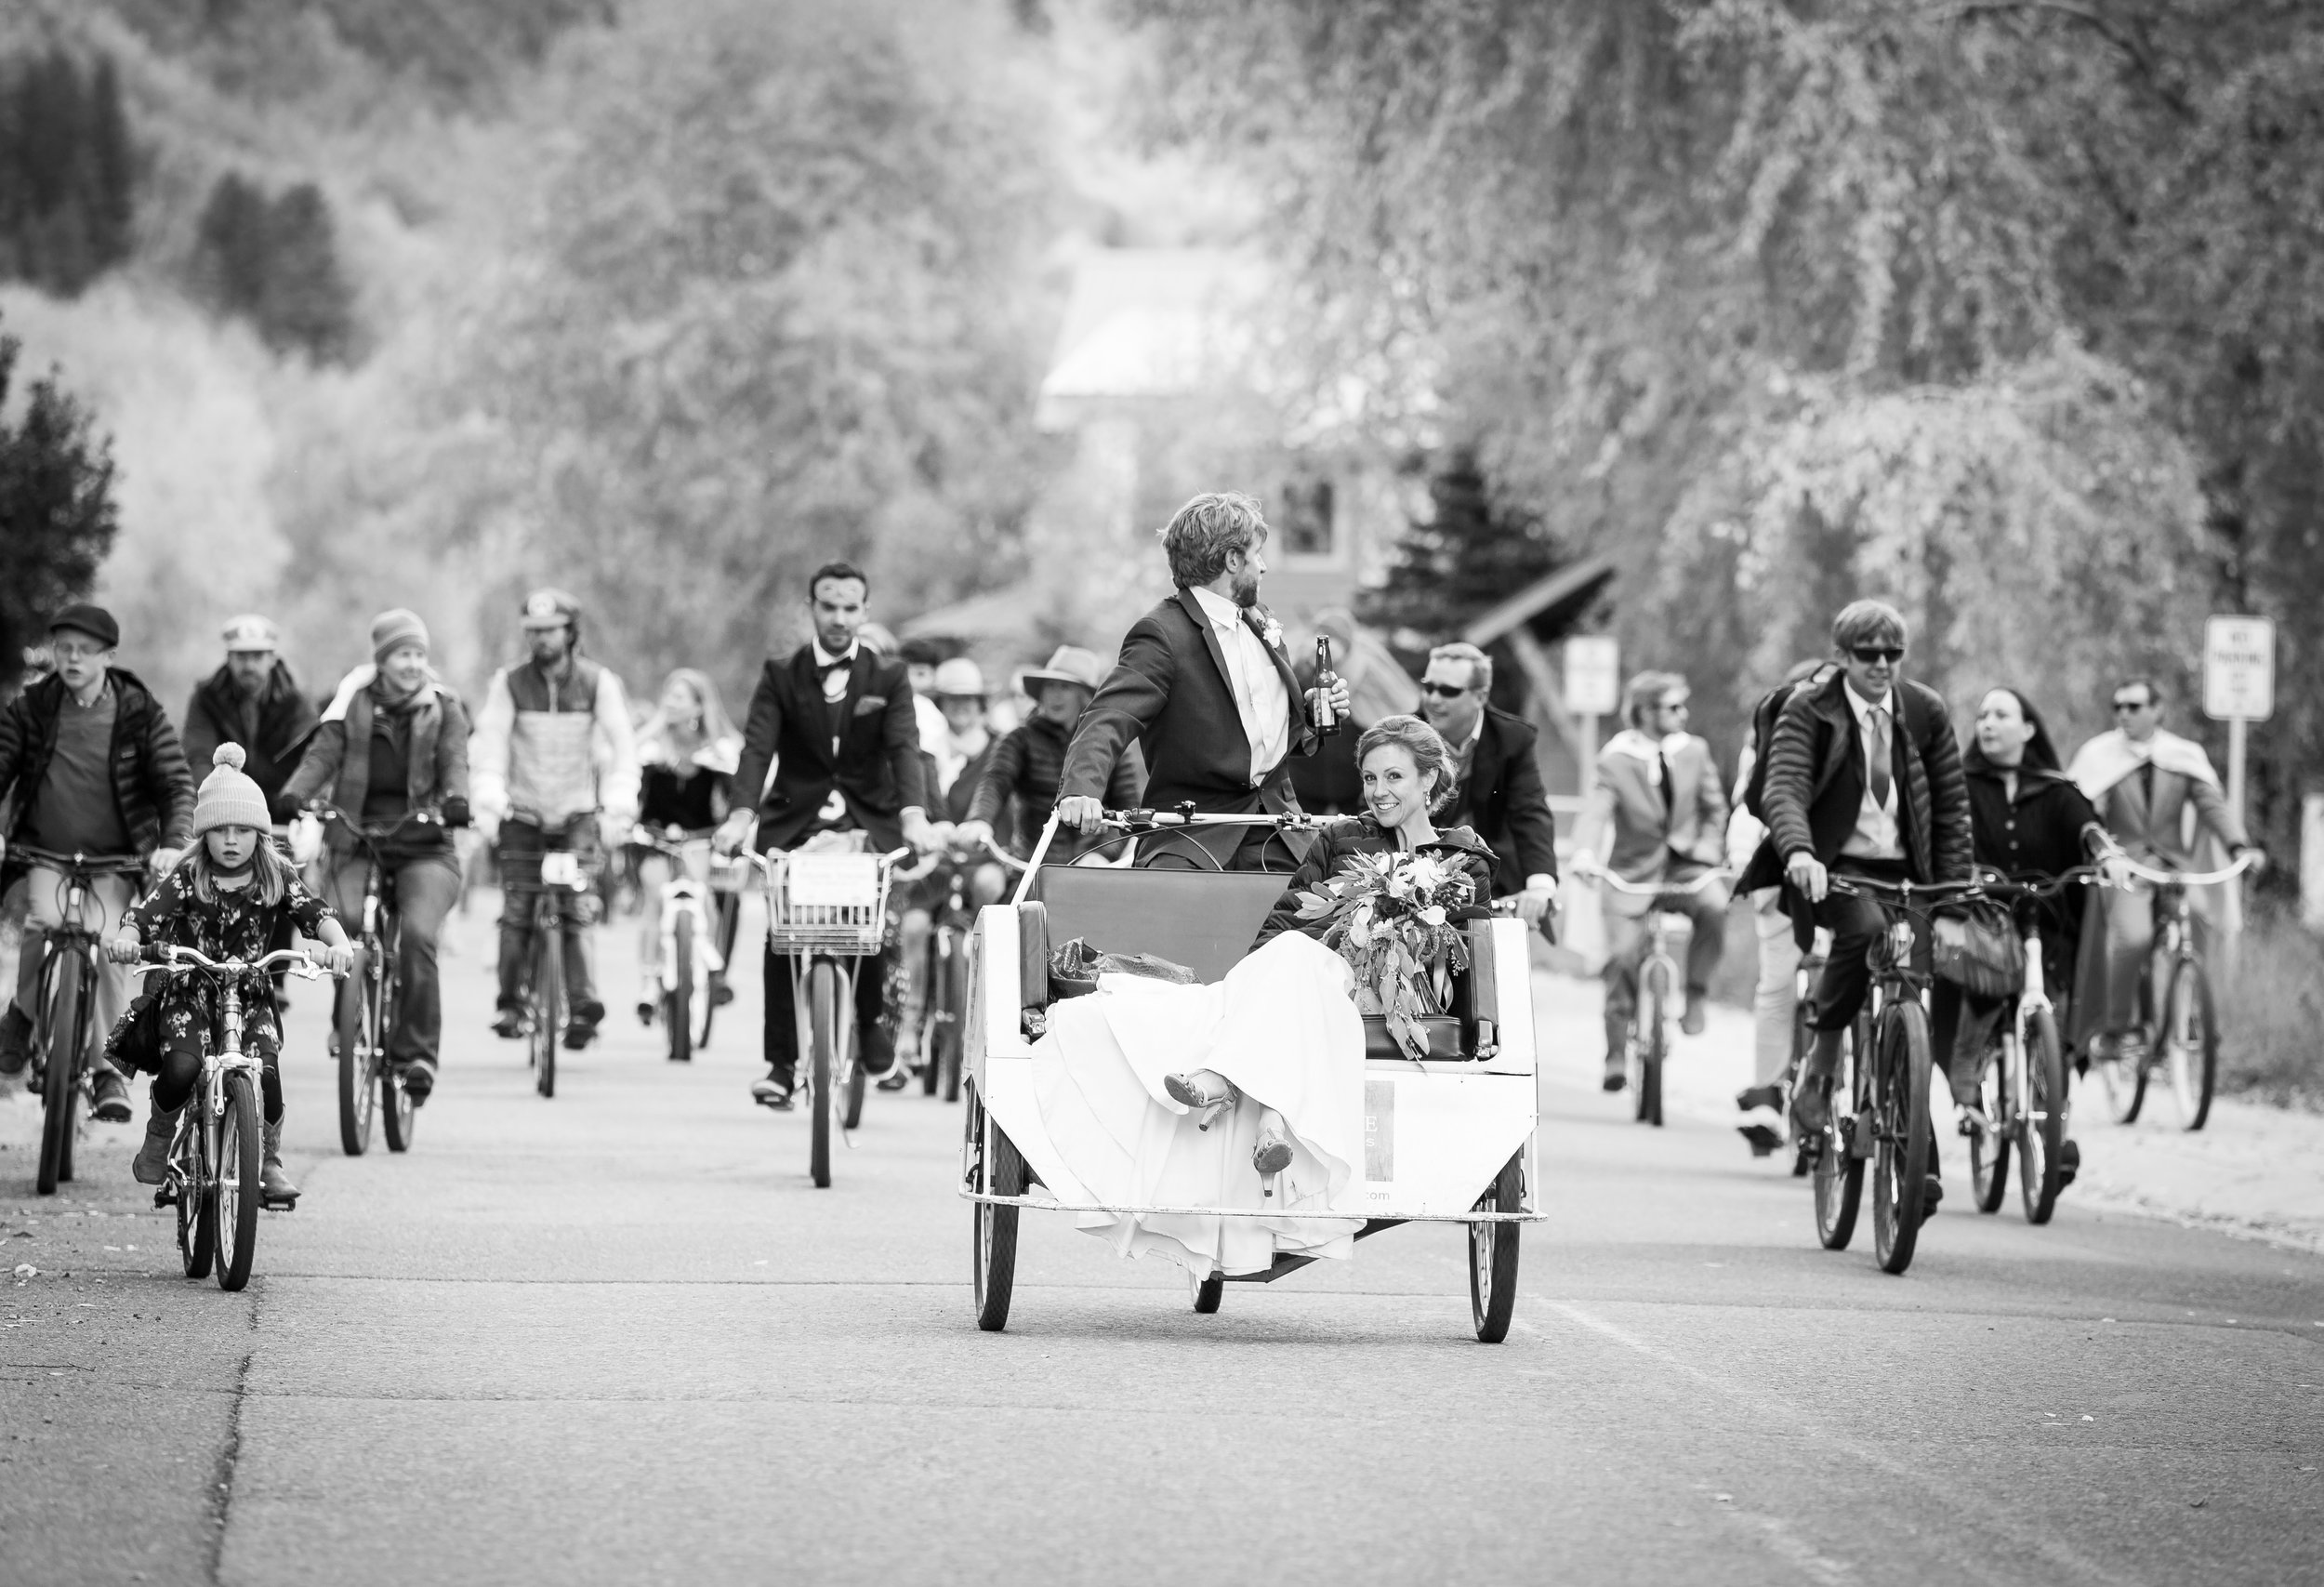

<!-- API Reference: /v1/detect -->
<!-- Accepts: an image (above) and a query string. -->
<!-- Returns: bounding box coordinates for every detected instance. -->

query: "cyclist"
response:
[2065,675,2265,1066]
[1416,642,1559,927]
[1739,601,1973,1217]
[1569,669,1727,1091]
[180,615,318,816]
[631,668,741,1025]
[0,603,194,1121]
[715,562,939,1110]
[280,610,471,1103]
[108,746,354,1198]
[472,589,639,1051]
[955,646,1142,865]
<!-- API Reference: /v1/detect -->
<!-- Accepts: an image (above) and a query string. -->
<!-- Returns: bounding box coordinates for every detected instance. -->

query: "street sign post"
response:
[2202,615,2274,819]
[1564,636,1619,793]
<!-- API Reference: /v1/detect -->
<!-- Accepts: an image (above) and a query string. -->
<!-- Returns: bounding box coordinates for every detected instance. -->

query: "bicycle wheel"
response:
[1872,1003,1934,1276]
[2159,958,2217,1131]
[533,918,561,1099]
[2020,1007,2067,1224]
[177,1111,213,1280]
[843,1054,866,1131]
[1967,1037,2009,1214]
[808,959,838,1187]
[667,911,694,1064]
[1641,998,1667,1130]
[214,1071,262,1292]
[969,1085,1023,1331]
[1812,1035,1863,1250]
[378,931,416,1153]
[939,936,969,1104]
[336,943,376,1156]
[1630,976,1657,1124]
[1468,1150,1524,1343]
[35,952,88,1196]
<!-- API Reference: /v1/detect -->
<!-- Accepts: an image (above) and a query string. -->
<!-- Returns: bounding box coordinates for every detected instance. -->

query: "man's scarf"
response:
[2067,727,2219,802]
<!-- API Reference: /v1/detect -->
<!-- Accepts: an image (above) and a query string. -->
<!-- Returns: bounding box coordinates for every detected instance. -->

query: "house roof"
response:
[1459,555,1618,647]
[1036,247,1261,428]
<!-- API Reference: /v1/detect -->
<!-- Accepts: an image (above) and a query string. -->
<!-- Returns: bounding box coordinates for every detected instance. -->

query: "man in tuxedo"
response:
[716,562,938,1109]
[1057,492,1350,871]
[1417,641,1559,919]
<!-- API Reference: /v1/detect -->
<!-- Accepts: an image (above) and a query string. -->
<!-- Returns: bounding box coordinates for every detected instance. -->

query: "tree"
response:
[0,321,119,693]
[192,172,358,363]
[0,47,137,297]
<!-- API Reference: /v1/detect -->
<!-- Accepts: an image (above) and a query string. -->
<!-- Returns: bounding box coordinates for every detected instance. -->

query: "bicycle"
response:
[1957,868,2093,1224]
[739,840,913,1188]
[1582,866,1730,1129]
[13,846,148,1196]
[310,807,442,1155]
[501,842,604,1099]
[896,835,1024,1102]
[2090,853,2255,1132]
[628,825,742,1063]
[142,946,336,1291]
[1807,876,1980,1275]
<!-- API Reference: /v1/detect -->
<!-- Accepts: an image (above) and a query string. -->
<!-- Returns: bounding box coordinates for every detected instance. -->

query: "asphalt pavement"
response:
[3,893,2320,1586]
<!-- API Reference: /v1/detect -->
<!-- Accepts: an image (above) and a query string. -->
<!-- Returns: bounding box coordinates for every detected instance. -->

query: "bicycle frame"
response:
[632,828,724,1004]
[17,847,146,1194]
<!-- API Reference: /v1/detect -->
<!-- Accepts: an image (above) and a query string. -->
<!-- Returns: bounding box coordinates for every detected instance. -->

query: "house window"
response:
[1277,478,1336,561]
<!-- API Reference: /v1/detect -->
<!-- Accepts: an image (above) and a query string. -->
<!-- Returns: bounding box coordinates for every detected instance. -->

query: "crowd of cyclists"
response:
[0,562,2268,1239]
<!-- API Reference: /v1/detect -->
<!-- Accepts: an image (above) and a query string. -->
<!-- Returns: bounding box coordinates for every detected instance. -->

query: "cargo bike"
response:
[959,808,1548,1342]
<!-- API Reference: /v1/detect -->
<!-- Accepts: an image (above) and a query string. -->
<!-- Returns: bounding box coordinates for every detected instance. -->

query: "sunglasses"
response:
[1850,646,1905,665]
[1419,681,1472,699]
[2111,699,2153,714]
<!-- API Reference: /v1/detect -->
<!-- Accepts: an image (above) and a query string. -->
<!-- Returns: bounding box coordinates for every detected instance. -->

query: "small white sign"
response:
[1564,635,1620,718]
[784,853,882,907]
[2203,615,2275,722]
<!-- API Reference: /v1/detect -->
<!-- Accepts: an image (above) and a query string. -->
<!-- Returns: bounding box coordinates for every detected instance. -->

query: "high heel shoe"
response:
[1164,1069,1238,1131]
[1253,1109,1293,1198]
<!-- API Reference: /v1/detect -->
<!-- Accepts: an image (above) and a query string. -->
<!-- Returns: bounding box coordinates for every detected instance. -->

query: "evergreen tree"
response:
[0,49,136,297]
[0,324,119,694]
[193,171,358,363]
[1361,448,1564,637]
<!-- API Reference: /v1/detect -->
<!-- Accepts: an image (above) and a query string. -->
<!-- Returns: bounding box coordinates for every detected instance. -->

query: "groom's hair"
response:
[1160,492,1268,589]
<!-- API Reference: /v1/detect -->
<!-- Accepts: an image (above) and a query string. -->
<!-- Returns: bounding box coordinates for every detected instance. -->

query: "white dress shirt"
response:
[1839,683,1902,861]
[1188,586,1289,787]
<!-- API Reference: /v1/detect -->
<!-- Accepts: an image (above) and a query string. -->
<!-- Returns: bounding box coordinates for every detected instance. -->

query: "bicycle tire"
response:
[667,911,694,1064]
[1468,1151,1524,1343]
[1812,1034,1863,1250]
[809,959,838,1187]
[336,943,376,1156]
[2020,1007,2067,1224]
[36,951,84,1197]
[971,1086,1023,1331]
[1631,974,1657,1124]
[533,915,561,1099]
[215,1071,262,1292]
[1872,1002,1934,1276]
[2161,958,2217,1131]
[177,1111,213,1280]
[843,1055,866,1131]
[1967,1038,2009,1214]
[1642,1009,1667,1130]
[378,925,416,1153]
[940,937,968,1104]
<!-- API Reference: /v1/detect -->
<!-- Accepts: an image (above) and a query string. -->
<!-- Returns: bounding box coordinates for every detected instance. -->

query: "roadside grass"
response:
[2220,901,2324,1112]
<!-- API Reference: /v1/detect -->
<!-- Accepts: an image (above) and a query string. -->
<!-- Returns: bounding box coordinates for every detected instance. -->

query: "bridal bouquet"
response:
[1291,851,1473,1059]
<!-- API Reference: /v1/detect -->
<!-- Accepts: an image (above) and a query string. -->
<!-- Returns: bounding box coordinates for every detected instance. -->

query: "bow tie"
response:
[817,655,852,675]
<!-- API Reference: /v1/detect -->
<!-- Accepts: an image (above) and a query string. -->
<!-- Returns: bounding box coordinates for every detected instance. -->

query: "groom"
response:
[1057,491,1351,871]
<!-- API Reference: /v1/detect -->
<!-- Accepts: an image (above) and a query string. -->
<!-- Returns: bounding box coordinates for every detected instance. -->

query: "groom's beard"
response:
[1231,567,1261,607]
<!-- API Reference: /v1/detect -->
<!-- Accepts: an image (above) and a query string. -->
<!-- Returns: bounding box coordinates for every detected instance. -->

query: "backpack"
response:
[1739,663,1838,821]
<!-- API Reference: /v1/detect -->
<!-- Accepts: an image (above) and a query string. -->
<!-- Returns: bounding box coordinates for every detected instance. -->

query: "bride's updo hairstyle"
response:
[1356,714,1459,813]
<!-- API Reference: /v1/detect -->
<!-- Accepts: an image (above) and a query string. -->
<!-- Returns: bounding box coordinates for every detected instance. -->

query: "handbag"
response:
[1932,898,2024,999]
[1046,938,1196,1002]
[103,975,168,1078]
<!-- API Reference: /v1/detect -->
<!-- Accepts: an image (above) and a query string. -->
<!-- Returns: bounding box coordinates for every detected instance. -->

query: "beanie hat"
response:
[191,744,272,838]
[371,609,429,665]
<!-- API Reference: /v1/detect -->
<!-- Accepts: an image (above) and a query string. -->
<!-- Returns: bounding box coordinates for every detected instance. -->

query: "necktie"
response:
[1657,747,1675,823]
[2139,759,2156,812]
[1868,708,1893,810]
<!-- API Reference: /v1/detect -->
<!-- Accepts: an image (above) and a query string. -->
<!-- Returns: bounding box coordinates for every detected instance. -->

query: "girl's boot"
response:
[132,1100,182,1185]
[260,1120,299,1204]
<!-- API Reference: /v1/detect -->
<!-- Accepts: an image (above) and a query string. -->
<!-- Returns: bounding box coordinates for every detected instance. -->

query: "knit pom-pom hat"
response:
[191,744,272,837]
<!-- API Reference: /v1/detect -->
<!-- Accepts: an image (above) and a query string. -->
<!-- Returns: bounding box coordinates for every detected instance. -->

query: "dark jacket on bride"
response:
[1253,815,1499,947]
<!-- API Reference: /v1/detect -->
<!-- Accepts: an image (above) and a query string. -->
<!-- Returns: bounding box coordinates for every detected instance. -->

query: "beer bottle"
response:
[1314,636,1340,736]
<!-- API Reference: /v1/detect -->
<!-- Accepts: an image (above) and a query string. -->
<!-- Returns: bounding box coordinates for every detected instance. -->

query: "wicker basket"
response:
[764,852,891,956]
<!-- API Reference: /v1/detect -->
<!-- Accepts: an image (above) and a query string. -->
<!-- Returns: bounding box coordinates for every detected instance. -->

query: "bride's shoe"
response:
[1253,1108,1293,1199]
[1165,1069,1238,1131]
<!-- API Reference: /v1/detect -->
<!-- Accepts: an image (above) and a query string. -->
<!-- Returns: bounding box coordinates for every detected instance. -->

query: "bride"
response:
[1020,714,1497,1278]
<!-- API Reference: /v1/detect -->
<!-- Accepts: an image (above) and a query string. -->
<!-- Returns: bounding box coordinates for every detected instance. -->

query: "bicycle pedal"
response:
[261,1194,298,1211]
[152,1188,178,1209]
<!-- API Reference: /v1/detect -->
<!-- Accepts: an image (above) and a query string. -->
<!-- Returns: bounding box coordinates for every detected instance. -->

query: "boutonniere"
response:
[1248,609,1285,652]
[852,694,887,717]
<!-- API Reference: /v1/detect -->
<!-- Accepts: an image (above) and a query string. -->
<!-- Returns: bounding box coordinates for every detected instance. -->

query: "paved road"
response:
[4,897,2320,1586]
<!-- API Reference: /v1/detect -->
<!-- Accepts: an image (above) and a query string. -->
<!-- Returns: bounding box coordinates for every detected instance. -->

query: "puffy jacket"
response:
[0,668,195,884]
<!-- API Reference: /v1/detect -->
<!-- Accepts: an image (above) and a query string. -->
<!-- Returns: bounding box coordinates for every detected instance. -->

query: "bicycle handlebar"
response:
[891,835,1027,882]
[1972,866,2098,900]
[10,846,152,876]
[2108,853,2259,888]
[142,946,336,980]
[1086,807,1331,832]
[1824,877,1986,903]
[311,804,444,840]
[1585,868,1732,898]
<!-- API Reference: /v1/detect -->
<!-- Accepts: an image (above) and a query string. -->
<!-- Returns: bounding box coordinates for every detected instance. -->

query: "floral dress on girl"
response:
[120,868,336,1062]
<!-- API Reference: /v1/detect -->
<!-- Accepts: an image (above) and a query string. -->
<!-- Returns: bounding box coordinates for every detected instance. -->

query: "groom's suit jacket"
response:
[1059,589,1321,861]
[732,644,926,853]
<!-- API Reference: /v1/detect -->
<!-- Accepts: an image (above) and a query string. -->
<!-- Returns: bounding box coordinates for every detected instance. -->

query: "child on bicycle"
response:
[105,746,352,1200]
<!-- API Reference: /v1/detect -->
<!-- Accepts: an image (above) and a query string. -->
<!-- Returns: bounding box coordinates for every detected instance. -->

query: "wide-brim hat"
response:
[931,657,986,698]
[1020,645,1104,693]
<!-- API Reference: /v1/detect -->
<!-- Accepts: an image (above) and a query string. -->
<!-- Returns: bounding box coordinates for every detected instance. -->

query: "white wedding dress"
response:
[1018,930,1369,1278]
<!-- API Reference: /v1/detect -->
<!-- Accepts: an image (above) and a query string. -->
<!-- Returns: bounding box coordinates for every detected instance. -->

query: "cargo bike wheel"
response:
[1469,1151,1524,1343]
[966,1084,1023,1331]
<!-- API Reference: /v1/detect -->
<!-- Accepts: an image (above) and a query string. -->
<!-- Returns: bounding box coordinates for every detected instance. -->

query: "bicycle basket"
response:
[766,852,890,956]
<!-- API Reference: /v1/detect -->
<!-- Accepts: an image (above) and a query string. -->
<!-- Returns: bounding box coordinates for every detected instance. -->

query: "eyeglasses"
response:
[1419,681,1472,699]
[2111,698,2153,714]
[1850,646,1905,665]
